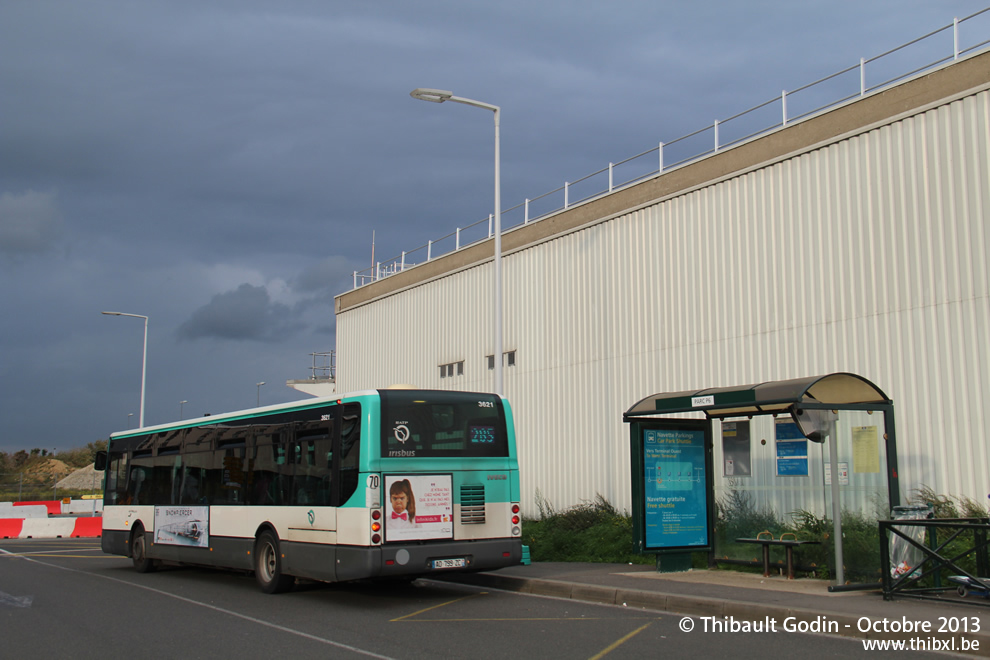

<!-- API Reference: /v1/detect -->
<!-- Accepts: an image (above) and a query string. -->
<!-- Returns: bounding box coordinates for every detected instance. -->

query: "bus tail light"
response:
[371,509,383,544]
[511,502,521,536]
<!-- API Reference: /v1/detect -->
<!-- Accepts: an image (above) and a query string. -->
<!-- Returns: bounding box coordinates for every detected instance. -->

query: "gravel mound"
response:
[56,463,103,490]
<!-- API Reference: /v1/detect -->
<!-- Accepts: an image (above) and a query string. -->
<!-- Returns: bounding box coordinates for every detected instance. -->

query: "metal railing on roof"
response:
[308,351,335,381]
[353,8,990,290]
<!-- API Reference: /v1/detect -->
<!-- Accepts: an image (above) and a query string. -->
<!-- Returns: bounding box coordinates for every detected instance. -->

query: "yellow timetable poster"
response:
[852,425,880,473]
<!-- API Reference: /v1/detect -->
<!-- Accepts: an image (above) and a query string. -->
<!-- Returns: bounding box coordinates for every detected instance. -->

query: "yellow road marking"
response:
[392,590,658,624]
[390,592,488,622]
[588,622,653,660]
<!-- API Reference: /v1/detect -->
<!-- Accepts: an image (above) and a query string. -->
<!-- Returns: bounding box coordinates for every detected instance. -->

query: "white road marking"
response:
[0,547,394,659]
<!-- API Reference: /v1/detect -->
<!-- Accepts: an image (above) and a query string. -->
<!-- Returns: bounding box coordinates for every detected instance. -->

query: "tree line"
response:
[0,440,107,474]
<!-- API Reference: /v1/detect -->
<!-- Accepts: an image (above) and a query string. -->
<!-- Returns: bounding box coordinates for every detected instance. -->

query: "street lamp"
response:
[256,382,265,407]
[102,311,149,428]
[179,400,188,420]
[410,88,503,396]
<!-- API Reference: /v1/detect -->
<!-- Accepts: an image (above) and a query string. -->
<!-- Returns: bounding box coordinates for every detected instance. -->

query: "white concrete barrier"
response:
[0,503,49,519]
[64,499,104,514]
[19,518,77,538]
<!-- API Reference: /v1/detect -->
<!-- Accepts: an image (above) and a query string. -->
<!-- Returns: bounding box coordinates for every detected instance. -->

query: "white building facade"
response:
[334,52,990,518]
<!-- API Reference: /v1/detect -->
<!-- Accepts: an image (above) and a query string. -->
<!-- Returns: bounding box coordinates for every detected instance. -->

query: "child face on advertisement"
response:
[390,491,408,514]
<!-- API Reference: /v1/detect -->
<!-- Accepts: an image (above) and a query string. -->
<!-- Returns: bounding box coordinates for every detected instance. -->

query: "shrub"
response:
[523,493,651,564]
[911,484,989,519]
[716,490,782,541]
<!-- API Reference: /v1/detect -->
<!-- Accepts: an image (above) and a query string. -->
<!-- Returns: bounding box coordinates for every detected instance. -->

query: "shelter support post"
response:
[827,420,844,586]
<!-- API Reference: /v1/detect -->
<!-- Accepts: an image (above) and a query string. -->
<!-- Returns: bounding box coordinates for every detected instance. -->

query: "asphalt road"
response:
[0,538,951,659]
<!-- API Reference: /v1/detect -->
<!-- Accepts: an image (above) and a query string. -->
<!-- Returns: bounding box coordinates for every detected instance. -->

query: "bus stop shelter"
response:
[624,372,898,587]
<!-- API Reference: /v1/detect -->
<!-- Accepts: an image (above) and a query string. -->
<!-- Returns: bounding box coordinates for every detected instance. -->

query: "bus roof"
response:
[108,388,508,439]
[109,389,380,439]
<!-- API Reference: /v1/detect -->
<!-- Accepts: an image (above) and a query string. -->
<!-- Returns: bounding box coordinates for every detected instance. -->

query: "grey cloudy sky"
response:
[2,1,987,453]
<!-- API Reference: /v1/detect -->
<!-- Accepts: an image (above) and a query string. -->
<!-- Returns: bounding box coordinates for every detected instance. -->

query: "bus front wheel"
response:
[254,530,294,594]
[131,525,157,573]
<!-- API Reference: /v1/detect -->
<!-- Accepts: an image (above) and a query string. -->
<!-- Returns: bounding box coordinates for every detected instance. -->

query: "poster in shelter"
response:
[642,427,709,550]
[721,421,751,477]
[775,419,809,477]
[852,425,880,473]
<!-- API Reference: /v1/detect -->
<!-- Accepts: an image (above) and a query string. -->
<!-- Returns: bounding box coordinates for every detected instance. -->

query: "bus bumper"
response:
[334,538,523,582]
[103,529,130,557]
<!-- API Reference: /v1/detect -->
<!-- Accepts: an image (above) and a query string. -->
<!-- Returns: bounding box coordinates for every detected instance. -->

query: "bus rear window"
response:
[380,390,508,458]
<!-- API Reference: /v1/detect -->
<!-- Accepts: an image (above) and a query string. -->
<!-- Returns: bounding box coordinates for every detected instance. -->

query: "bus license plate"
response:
[432,558,466,569]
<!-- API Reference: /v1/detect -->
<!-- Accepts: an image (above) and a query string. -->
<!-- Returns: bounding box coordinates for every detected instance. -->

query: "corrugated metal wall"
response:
[337,85,990,518]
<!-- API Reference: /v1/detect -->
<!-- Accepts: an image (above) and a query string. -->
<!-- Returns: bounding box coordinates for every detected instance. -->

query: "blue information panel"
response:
[642,427,710,550]
[775,420,809,477]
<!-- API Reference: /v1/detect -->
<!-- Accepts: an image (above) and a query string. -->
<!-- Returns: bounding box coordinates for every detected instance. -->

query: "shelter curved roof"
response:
[624,372,890,419]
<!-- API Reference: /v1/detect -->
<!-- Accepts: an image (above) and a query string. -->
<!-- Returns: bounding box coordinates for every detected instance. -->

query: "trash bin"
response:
[889,504,933,579]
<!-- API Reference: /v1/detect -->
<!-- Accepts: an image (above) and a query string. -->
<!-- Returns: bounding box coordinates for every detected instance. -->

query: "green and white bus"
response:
[98,389,522,593]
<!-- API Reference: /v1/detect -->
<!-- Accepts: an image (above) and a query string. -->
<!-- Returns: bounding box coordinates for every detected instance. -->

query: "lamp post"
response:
[256,382,265,407]
[410,88,503,396]
[102,311,148,428]
[179,400,188,420]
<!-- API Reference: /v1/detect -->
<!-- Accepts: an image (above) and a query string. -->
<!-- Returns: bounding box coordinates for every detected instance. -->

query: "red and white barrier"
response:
[0,518,23,539]
[0,516,101,539]
[0,500,102,539]
[70,517,102,537]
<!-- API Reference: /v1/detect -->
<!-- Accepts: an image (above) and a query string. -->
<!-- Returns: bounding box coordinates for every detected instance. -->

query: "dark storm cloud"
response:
[294,256,353,294]
[0,190,63,256]
[177,283,296,342]
[175,256,353,344]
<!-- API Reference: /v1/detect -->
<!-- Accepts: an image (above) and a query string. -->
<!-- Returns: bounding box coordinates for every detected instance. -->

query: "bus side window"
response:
[274,437,292,505]
[293,435,329,505]
[216,448,246,504]
[178,464,201,505]
[336,404,362,506]
[148,455,176,505]
[293,440,311,504]
[263,435,290,505]
[250,434,280,505]
[128,466,147,504]
[128,452,154,504]
[107,452,126,504]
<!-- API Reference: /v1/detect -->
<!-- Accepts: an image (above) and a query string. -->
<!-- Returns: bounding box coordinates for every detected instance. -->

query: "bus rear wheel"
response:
[254,530,294,594]
[131,525,157,573]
